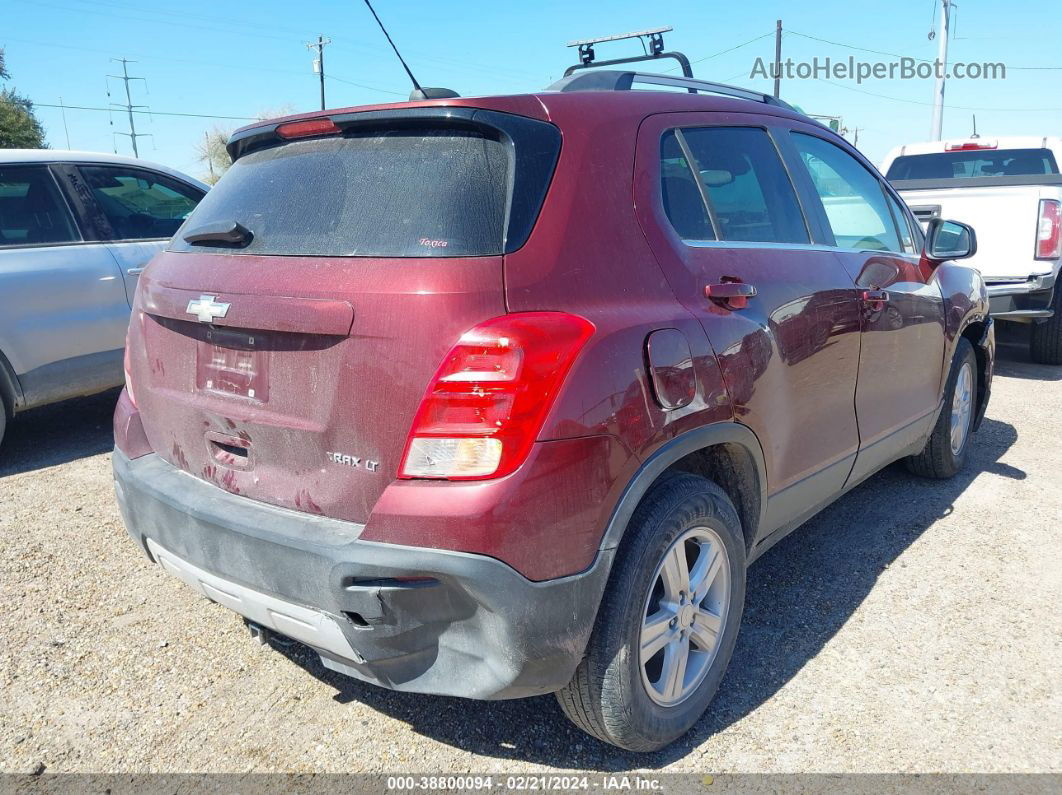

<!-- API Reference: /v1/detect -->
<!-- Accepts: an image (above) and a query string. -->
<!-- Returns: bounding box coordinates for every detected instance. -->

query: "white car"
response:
[882,137,1062,364]
[0,150,207,448]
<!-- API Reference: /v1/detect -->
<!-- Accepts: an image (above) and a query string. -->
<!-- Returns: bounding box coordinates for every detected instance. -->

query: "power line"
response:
[325,75,405,96]
[2,35,407,97]
[35,102,258,121]
[663,32,775,74]
[813,77,1062,112]
[787,29,1062,71]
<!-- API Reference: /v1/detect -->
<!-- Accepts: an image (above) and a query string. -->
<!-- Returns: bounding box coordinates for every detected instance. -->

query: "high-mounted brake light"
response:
[945,141,997,151]
[276,118,339,139]
[1036,199,1061,260]
[399,312,595,481]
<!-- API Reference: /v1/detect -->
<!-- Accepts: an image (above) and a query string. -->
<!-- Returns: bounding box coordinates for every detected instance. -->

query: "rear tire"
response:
[1030,286,1062,365]
[906,337,977,479]
[556,473,746,751]
[0,406,5,451]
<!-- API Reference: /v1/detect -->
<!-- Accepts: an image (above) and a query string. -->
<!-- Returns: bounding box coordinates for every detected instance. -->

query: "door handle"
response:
[861,289,890,311]
[705,281,757,310]
[127,267,145,275]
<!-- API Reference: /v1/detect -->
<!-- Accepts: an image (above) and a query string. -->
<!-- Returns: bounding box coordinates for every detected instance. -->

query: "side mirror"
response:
[924,218,977,262]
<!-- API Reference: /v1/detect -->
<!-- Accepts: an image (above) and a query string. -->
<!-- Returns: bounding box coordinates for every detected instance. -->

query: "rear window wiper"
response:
[182,220,253,248]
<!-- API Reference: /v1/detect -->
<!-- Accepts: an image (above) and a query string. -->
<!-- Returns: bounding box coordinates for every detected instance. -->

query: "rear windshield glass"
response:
[169,129,510,257]
[886,148,1059,181]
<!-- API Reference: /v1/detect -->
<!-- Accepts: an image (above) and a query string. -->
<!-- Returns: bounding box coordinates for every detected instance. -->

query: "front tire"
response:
[556,473,746,751]
[906,337,978,479]
[1030,286,1062,365]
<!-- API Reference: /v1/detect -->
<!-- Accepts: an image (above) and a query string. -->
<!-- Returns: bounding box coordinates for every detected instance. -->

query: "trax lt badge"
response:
[186,295,231,323]
[327,452,380,472]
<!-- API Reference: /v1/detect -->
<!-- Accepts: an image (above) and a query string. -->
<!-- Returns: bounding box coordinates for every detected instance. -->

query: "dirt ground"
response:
[1,327,1059,775]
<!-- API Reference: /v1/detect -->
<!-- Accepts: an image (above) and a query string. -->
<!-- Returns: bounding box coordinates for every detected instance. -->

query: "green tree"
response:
[0,48,48,149]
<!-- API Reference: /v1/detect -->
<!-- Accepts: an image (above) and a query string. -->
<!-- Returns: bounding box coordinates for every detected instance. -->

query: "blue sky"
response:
[4,0,1061,180]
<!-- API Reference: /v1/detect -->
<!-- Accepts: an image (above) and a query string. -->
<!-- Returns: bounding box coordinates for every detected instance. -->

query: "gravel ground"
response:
[1,328,1060,775]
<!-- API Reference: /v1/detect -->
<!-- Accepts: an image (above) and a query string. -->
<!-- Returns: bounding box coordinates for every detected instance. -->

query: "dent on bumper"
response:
[113,451,612,700]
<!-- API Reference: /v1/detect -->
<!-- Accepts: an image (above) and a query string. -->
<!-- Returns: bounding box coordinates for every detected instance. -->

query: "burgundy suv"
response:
[113,70,994,751]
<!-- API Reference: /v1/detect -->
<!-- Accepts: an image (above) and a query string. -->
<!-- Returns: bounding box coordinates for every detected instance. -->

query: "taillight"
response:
[123,312,141,408]
[1036,199,1061,260]
[123,339,136,408]
[399,312,595,481]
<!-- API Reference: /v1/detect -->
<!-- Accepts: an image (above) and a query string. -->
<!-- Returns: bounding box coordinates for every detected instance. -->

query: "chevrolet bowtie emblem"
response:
[186,295,230,323]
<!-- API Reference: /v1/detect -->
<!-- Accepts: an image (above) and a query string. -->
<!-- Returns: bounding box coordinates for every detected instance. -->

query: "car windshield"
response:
[886,148,1059,181]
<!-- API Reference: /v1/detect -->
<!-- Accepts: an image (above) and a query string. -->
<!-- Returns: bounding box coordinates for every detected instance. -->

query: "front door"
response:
[636,114,863,542]
[787,130,946,484]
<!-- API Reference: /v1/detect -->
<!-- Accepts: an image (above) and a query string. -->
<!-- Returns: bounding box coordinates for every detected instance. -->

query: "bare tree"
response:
[195,106,296,184]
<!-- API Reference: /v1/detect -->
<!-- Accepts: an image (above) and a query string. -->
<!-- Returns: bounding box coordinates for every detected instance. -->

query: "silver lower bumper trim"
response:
[146,539,364,663]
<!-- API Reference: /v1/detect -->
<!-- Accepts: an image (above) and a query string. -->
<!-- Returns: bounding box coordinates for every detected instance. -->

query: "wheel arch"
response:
[957,315,993,431]
[0,346,23,419]
[599,423,768,556]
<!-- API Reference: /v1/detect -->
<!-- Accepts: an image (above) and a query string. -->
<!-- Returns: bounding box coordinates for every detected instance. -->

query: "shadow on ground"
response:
[0,388,119,478]
[272,350,1032,769]
[992,322,1062,382]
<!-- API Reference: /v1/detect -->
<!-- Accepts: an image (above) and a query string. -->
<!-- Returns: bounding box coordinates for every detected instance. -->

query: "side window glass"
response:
[681,126,809,244]
[660,131,714,241]
[79,166,202,241]
[884,190,918,255]
[0,166,79,246]
[791,133,903,253]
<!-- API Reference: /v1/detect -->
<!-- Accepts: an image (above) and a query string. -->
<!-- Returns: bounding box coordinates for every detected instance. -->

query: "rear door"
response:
[127,112,559,523]
[636,113,863,539]
[0,163,128,402]
[63,164,204,304]
[788,129,946,482]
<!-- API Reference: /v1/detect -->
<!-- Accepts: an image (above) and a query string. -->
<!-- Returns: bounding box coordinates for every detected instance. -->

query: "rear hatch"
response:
[129,106,560,523]
[887,146,1062,281]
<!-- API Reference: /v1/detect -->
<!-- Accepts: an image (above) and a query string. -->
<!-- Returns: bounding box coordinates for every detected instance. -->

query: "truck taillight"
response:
[399,312,595,480]
[1036,199,1061,260]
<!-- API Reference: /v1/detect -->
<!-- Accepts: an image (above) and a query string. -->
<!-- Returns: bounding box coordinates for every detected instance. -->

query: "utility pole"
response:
[107,58,149,157]
[58,96,71,149]
[306,35,331,110]
[773,19,782,98]
[930,0,951,141]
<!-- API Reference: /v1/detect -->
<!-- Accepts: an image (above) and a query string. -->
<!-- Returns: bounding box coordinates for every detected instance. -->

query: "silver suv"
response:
[0,150,206,448]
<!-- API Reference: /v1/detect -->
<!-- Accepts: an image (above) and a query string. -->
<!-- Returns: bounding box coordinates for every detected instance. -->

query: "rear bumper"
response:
[985,272,1055,320]
[112,450,611,700]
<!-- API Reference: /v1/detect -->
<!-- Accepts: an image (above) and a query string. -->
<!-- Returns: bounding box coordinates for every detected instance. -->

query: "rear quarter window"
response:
[170,128,512,258]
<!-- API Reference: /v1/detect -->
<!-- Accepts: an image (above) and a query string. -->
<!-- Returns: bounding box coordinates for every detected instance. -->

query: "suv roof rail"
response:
[546,70,797,111]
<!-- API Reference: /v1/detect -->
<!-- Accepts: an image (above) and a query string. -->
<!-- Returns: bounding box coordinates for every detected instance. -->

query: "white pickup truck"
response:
[882,137,1062,364]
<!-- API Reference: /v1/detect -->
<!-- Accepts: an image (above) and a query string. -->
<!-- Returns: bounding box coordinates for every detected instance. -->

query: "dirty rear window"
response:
[169,129,510,257]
